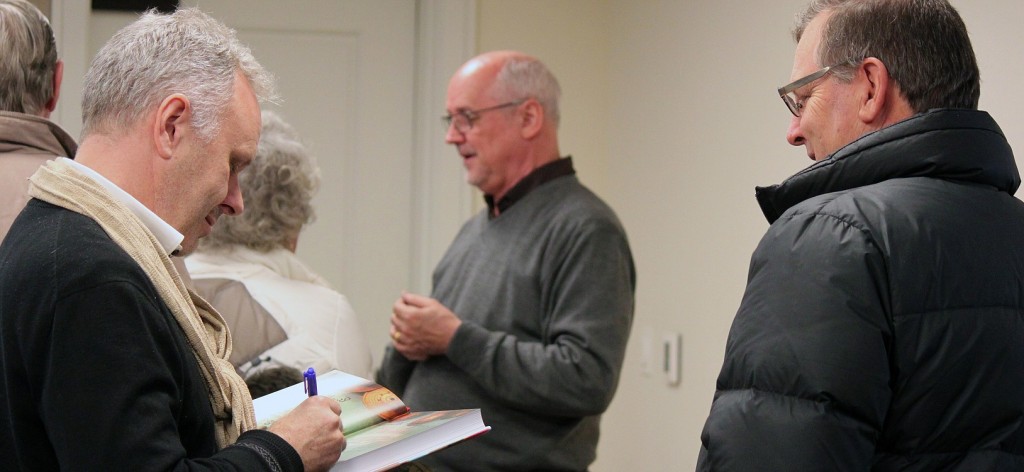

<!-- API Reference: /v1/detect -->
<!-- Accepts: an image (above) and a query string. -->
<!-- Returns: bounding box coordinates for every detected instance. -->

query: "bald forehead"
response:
[447,51,536,107]
[453,55,500,86]
[447,59,499,107]
[452,50,536,83]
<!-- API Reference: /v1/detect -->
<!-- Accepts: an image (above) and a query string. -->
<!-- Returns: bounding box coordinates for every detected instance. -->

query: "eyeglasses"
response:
[442,99,526,133]
[778,66,835,117]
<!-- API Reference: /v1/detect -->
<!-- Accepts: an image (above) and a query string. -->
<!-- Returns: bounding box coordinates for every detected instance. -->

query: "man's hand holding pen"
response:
[269,369,345,472]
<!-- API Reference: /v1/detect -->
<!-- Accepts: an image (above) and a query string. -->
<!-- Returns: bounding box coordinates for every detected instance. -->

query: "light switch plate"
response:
[663,333,681,386]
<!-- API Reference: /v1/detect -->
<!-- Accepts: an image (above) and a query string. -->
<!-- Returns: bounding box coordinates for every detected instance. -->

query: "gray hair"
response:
[793,0,979,112]
[200,110,320,252]
[81,7,276,142]
[490,55,562,128]
[0,0,58,115]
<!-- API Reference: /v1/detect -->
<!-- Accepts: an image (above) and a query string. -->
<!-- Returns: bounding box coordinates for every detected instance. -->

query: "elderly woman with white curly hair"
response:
[186,110,372,381]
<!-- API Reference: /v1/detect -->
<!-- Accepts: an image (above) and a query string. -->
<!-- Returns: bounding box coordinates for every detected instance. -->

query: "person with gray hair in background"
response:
[0,8,344,472]
[376,50,635,471]
[698,0,1024,470]
[186,110,373,381]
[0,0,76,242]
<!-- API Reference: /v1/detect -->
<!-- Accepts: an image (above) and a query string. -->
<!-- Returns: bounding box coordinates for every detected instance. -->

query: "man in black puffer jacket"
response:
[698,1,1024,471]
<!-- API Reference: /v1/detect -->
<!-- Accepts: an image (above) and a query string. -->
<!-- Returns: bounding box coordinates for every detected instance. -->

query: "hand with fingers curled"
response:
[389,291,462,361]
[268,396,346,472]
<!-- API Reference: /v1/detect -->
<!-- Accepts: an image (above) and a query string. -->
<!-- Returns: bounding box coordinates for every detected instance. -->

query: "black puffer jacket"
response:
[698,109,1024,471]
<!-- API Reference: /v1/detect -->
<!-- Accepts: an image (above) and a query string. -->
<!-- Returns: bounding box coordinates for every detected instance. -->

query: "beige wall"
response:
[477,0,613,194]
[479,0,1024,470]
[27,0,48,17]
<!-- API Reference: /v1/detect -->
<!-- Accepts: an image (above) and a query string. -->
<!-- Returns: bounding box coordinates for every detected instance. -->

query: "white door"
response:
[51,0,477,369]
[191,0,418,367]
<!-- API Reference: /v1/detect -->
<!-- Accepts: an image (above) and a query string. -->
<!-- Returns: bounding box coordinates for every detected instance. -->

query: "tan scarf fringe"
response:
[28,159,255,448]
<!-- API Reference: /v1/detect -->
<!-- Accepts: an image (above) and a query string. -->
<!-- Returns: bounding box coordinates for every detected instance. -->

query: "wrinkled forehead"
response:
[790,11,830,80]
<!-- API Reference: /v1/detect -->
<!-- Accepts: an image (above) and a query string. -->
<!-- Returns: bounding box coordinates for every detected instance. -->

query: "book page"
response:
[333,409,490,472]
[253,370,410,434]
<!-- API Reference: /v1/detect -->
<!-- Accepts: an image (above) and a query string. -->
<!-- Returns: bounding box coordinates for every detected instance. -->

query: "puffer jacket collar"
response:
[755,108,1019,224]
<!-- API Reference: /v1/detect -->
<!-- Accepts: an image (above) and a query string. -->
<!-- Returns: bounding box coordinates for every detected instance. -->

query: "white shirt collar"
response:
[61,157,184,255]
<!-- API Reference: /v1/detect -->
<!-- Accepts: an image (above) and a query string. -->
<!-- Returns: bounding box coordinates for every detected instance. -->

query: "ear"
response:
[856,57,891,124]
[518,99,545,140]
[42,60,63,116]
[153,94,191,160]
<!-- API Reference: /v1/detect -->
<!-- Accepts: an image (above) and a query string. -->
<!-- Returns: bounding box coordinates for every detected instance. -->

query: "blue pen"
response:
[304,367,317,397]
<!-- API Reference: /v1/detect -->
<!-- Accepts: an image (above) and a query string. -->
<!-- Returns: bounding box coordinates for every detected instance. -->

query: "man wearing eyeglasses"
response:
[697,1,1024,471]
[377,50,635,471]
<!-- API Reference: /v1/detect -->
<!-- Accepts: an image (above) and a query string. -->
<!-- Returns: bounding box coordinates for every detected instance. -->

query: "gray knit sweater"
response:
[378,174,635,471]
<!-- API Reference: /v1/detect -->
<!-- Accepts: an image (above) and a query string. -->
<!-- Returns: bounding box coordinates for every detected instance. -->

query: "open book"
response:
[253,370,490,472]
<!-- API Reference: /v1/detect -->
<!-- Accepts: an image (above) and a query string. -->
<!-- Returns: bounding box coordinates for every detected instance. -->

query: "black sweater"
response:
[0,200,301,471]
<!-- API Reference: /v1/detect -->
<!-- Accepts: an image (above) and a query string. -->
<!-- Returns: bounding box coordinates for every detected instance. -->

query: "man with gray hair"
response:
[0,0,76,242]
[0,8,345,472]
[699,0,1024,470]
[377,50,635,471]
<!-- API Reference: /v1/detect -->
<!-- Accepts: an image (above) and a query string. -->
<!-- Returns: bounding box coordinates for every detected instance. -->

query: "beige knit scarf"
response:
[29,159,255,448]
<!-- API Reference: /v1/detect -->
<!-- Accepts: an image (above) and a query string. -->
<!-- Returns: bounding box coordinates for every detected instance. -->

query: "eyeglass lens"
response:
[445,113,472,133]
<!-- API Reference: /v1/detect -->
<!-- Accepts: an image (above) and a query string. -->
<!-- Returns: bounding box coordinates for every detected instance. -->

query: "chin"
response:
[176,236,201,256]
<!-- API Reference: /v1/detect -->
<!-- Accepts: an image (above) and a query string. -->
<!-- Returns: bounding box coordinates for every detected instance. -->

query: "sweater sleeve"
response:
[40,277,301,472]
[446,217,636,417]
[376,344,416,397]
[698,210,892,471]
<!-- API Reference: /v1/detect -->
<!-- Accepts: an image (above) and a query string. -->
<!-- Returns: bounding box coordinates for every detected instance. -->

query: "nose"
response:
[786,115,805,147]
[220,174,244,216]
[445,122,465,145]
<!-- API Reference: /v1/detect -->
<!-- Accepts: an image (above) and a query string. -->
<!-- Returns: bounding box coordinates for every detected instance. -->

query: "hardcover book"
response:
[253,370,490,472]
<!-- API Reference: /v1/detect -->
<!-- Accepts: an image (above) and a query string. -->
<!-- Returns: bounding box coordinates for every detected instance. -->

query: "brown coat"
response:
[0,111,77,242]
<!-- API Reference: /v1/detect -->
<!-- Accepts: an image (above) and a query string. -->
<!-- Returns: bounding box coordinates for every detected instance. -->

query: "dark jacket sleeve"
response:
[40,278,300,471]
[0,203,300,471]
[698,209,893,471]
